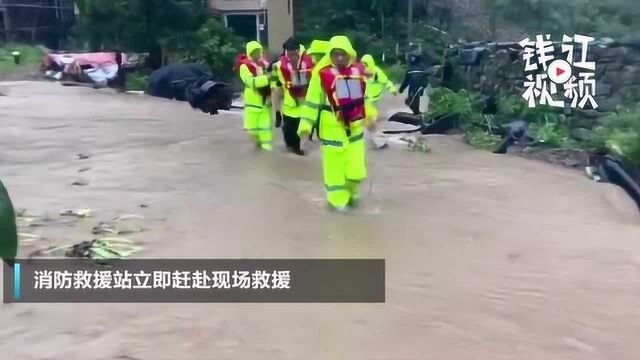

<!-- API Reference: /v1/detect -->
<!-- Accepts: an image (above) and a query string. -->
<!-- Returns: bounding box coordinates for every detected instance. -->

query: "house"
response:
[0,0,7,43]
[0,0,75,48]
[207,0,293,53]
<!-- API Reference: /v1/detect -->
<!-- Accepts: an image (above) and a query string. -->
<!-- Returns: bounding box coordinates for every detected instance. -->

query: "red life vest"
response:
[318,63,367,129]
[233,54,271,98]
[279,53,314,99]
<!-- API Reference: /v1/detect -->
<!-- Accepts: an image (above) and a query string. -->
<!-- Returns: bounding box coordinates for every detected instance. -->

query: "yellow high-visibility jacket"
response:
[239,41,271,110]
[298,36,375,150]
[361,54,397,103]
[272,55,314,118]
[307,40,329,63]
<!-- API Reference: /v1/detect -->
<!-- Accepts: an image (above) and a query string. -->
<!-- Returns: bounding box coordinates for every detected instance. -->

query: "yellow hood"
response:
[307,40,329,56]
[246,41,263,57]
[361,54,375,69]
[314,35,357,72]
[328,35,357,59]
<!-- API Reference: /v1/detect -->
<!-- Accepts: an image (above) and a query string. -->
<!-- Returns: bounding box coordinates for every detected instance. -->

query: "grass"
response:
[125,70,148,91]
[0,43,45,76]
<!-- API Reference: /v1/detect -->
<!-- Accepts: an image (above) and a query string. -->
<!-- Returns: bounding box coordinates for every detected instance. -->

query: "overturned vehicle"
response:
[145,63,234,115]
[41,51,145,89]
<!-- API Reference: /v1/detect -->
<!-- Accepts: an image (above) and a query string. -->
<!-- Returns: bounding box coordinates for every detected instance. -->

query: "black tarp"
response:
[146,63,233,115]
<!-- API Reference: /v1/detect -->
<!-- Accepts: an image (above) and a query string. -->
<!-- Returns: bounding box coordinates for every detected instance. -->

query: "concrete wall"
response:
[209,0,292,51]
[208,0,263,12]
[266,0,292,51]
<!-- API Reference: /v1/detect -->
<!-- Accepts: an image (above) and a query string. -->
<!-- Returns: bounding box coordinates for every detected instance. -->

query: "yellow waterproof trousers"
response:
[244,107,273,150]
[321,133,367,208]
[365,96,381,122]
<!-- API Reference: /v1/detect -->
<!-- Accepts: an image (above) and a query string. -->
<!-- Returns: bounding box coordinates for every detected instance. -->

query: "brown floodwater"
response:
[1,81,639,360]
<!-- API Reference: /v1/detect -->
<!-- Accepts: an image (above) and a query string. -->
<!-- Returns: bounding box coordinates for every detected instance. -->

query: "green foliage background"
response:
[50,0,640,164]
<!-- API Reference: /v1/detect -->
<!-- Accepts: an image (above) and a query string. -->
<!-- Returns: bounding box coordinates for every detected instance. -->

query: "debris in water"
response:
[585,167,602,182]
[18,233,40,239]
[114,214,144,222]
[78,167,91,172]
[68,238,142,259]
[60,208,92,218]
[140,204,149,208]
[32,237,142,260]
[18,233,44,244]
[15,210,56,227]
[71,179,89,186]
[92,222,117,235]
[77,153,90,160]
[402,136,431,152]
[92,221,144,235]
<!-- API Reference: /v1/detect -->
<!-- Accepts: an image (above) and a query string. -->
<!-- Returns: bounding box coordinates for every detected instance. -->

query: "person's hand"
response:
[367,120,377,132]
[275,111,283,128]
[299,132,311,151]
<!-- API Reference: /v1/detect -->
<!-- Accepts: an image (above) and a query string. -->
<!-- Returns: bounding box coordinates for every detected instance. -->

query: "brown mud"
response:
[1,81,639,360]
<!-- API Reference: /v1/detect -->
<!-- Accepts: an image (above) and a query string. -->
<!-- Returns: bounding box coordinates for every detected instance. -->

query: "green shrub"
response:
[178,17,243,80]
[464,129,503,150]
[428,87,480,119]
[383,63,405,84]
[529,122,574,148]
[593,104,640,166]
[497,95,564,124]
[125,71,148,91]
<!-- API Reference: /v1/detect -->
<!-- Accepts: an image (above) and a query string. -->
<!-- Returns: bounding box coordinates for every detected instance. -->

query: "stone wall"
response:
[442,38,640,134]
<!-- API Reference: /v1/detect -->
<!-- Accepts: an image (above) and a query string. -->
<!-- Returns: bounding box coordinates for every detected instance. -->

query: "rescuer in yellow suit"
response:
[307,39,329,64]
[297,35,376,212]
[272,37,313,155]
[361,54,398,149]
[304,39,329,141]
[361,54,398,115]
[238,41,273,150]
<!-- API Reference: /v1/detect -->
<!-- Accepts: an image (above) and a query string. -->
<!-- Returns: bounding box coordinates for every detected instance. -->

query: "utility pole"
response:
[407,0,413,46]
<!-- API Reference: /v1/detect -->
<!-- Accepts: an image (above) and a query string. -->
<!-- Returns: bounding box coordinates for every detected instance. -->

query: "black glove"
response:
[275,111,283,128]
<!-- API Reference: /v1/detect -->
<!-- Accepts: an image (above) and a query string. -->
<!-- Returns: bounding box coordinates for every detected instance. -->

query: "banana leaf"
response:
[0,180,18,263]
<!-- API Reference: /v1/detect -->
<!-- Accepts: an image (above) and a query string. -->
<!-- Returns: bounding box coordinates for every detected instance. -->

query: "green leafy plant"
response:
[179,17,243,80]
[125,70,149,91]
[529,122,573,148]
[464,129,503,150]
[428,87,480,119]
[592,104,640,165]
[383,63,405,84]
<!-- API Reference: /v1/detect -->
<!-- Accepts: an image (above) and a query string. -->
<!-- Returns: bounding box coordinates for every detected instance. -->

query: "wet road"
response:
[1,81,640,360]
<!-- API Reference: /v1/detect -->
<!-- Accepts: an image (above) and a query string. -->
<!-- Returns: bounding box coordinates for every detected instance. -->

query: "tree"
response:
[73,0,206,69]
[180,17,244,79]
[494,0,640,38]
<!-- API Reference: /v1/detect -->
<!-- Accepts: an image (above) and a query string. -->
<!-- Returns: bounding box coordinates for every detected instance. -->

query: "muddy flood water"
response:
[1,81,640,360]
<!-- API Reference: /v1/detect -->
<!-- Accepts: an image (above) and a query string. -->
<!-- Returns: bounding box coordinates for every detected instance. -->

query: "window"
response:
[225,14,259,42]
